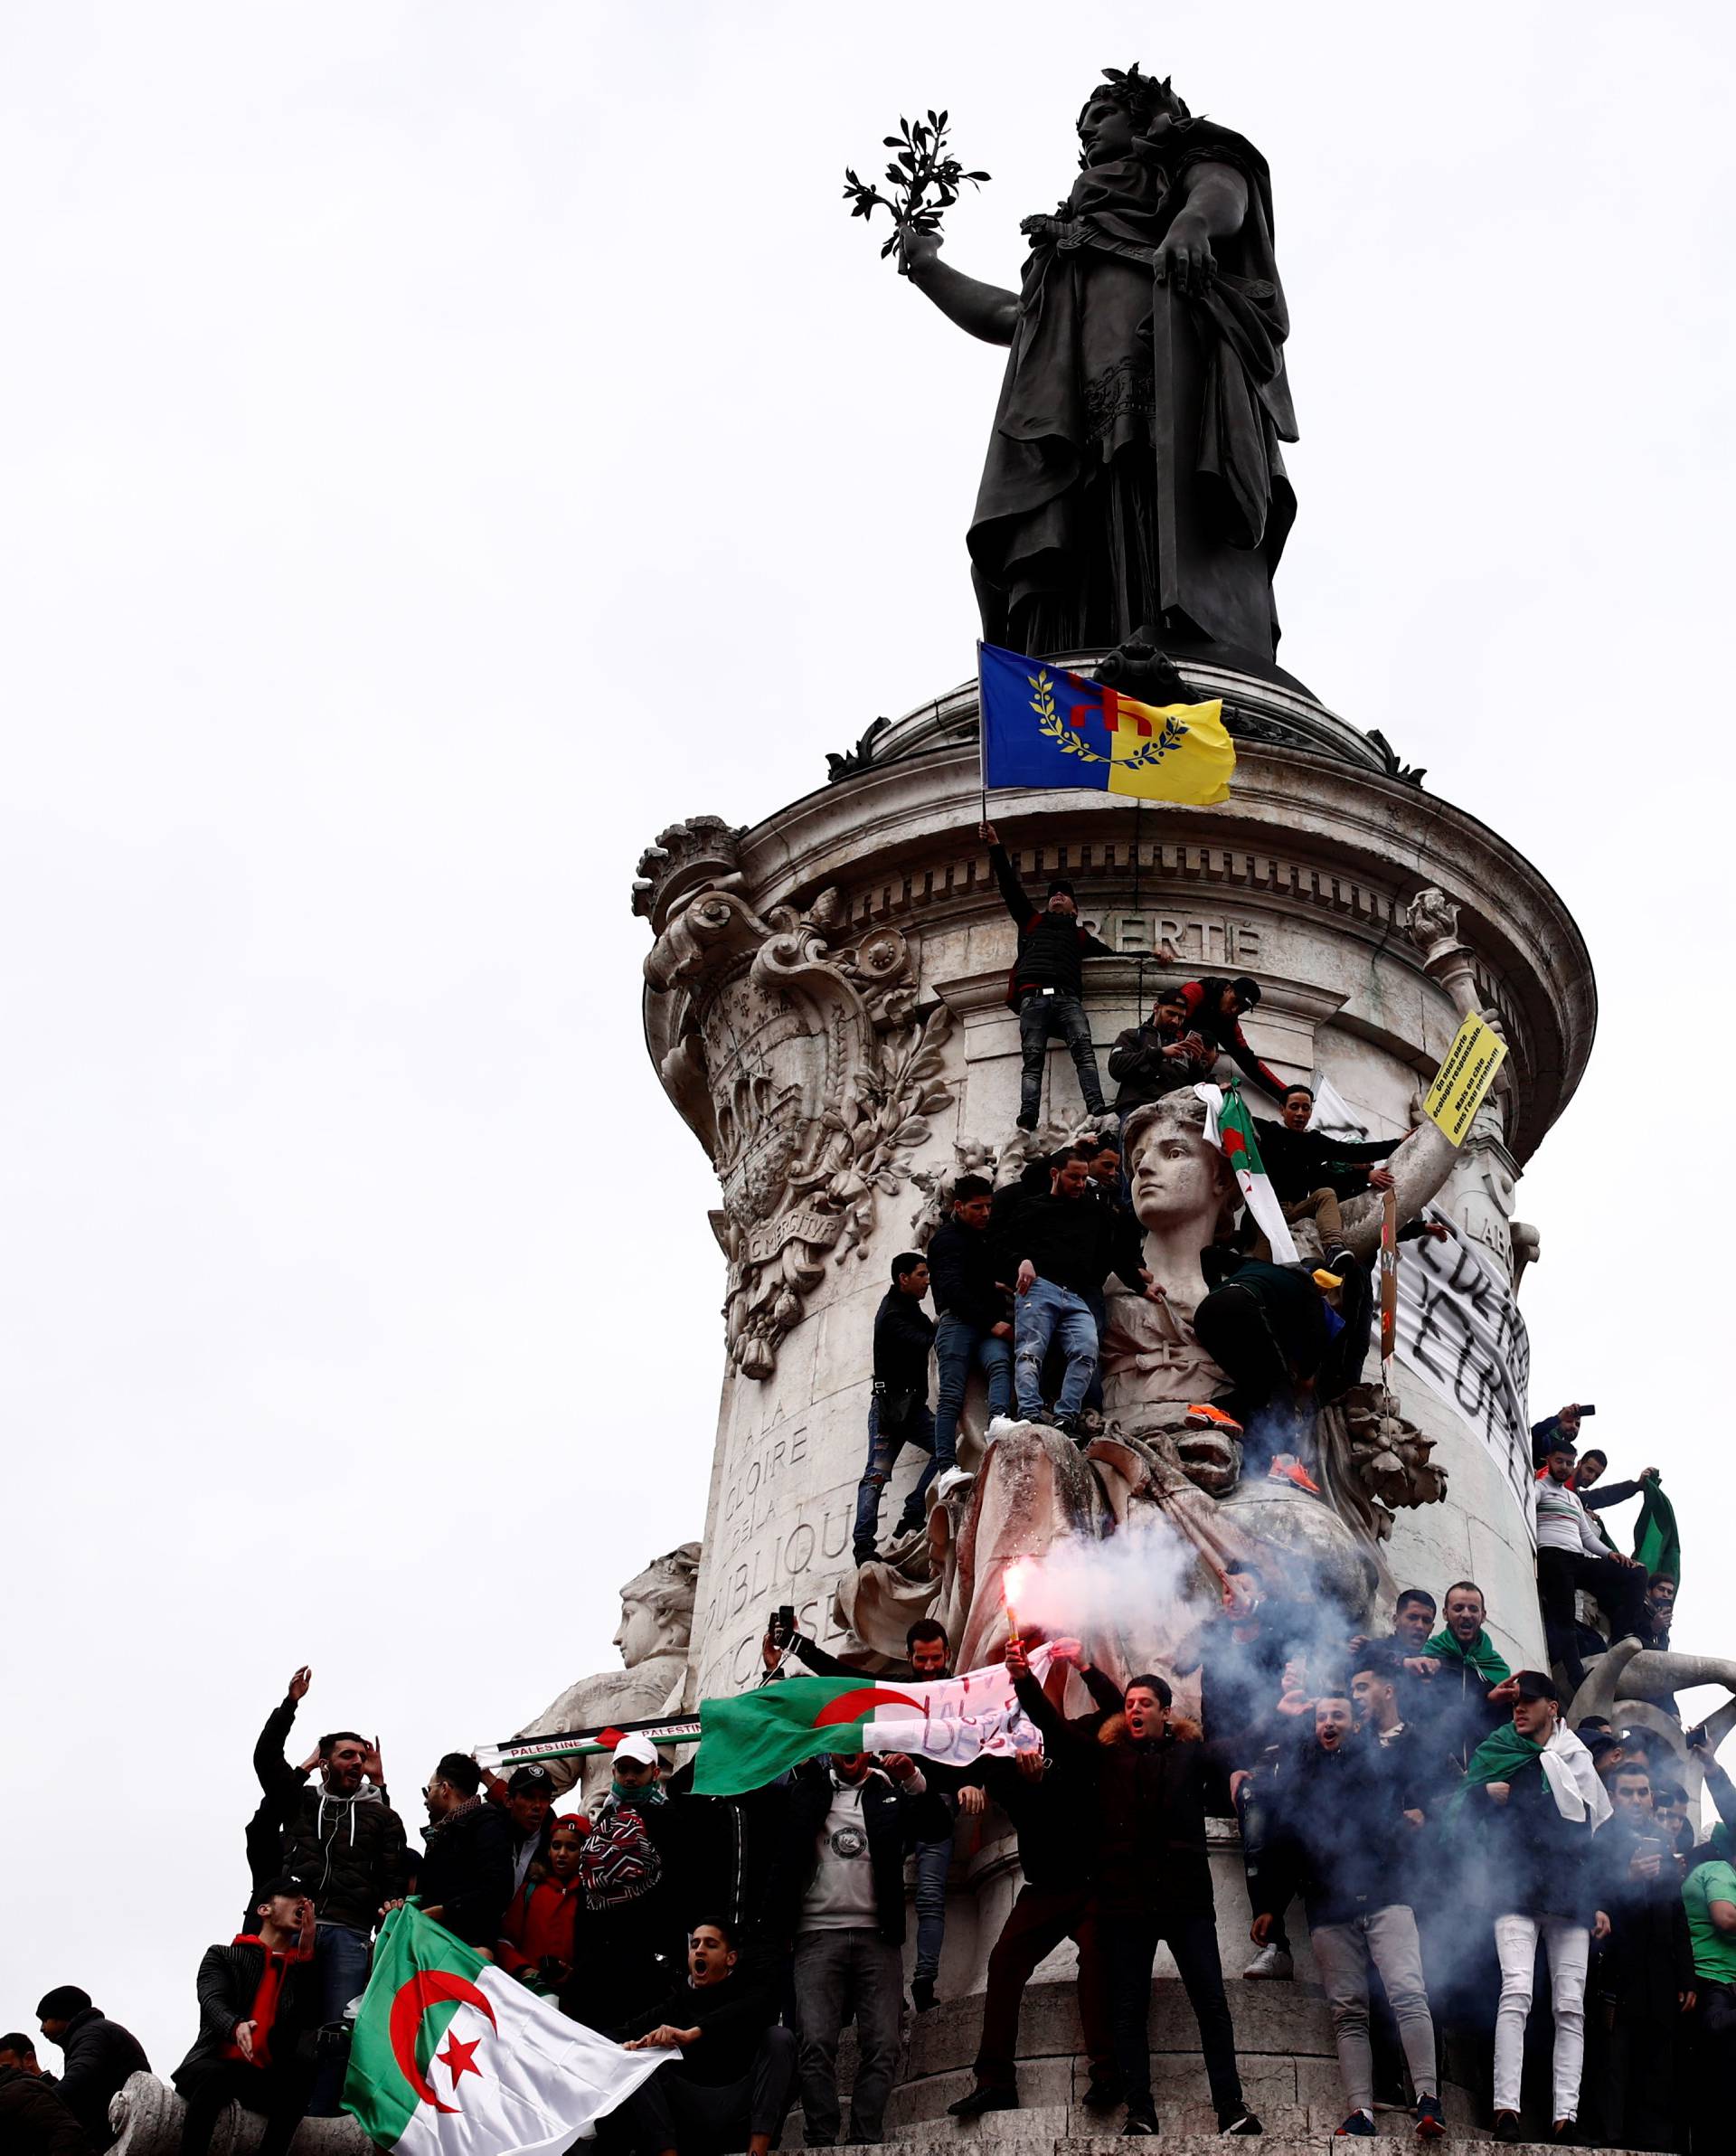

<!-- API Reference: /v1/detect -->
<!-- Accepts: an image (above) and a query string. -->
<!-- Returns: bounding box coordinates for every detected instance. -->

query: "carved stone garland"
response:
[645,877,952,1379]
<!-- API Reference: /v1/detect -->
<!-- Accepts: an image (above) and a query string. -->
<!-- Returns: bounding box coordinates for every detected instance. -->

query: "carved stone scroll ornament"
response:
[642,868,953,1378]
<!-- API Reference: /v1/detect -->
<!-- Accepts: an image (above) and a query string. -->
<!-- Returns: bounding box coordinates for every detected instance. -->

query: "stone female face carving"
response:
[610,1545,702,1668]
[1123,1093,1233,1234]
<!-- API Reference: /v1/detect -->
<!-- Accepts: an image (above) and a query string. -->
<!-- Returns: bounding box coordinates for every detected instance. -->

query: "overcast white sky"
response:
[4,3,1733,2067]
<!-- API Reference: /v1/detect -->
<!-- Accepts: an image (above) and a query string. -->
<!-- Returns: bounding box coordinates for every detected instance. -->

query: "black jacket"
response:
[618,1971,776,2085]
[1016,1669,1216,1920]
[0,2069,91,2156]
[653,1772,788,1969]
[993,1188,1143,1300]
[47,2010,148,2151]
[992,846,1111,1001]
[1259,1734,1425,1926]
[767,1762,934,1946]
[927,1218,1009,1333]
[872,1285,934,1401]
[1250,1120,1398,1207]
[1193,1612,1299,1801]
[418,1799,516,1948]
[1108,1020,1213,1113]
[173,1939,319,2090]
[970,1668,1119,1890]
[1594,1816,1696,2017]
[250,1696,410,1931]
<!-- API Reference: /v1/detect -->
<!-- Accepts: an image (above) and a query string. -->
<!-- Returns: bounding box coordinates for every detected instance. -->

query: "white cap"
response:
[612,1732,662,1769]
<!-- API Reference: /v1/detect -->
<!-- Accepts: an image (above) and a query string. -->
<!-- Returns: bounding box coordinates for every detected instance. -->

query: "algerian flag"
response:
[344,1904,665,2154]
[1633,1473,1680,1584]
[693,1643,1061,1796]
[1195,1082,1298,1262]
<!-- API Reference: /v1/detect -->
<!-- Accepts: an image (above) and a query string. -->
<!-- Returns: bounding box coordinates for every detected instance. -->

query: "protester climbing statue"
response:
[860,64,1297,688]
[843,1089,1461,1684]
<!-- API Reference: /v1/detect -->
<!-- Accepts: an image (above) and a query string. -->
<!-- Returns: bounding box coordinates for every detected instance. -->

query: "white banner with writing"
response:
[1311,1080,1534,1524]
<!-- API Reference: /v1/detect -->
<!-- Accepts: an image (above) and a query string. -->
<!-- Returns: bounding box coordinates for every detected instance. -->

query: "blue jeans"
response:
[1017,989,1106,1124]
[1081,1285,1108,1415]
[932,1313,1012,1461]
[307,1920,373,2113]
[1014,1278,1098,1421]
[852,1395,939,1556]
[912,1815,955,1981]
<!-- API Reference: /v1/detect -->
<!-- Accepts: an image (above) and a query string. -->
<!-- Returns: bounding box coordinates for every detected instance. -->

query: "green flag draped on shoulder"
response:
[344,1904,664,2155]
[1448,1723,1542,1814]
[1632,1473,1679,1584]
[1422,1624,1511,1686]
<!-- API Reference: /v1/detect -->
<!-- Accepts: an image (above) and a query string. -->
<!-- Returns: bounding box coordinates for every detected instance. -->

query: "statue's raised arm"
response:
[897,226,1016,346]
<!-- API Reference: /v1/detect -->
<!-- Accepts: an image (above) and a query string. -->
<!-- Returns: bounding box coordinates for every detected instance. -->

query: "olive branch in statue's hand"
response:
[843,110,988,261]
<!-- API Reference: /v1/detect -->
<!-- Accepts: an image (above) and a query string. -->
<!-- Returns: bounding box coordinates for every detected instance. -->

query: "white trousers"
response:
[1492,1912,1590,2122]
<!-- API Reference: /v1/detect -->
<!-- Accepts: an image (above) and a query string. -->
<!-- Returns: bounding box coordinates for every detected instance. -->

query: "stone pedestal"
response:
[636,655,1595,2122]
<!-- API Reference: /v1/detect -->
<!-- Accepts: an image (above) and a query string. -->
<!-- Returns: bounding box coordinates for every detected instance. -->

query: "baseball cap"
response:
[506,1764,555,1796]
[1513,1669,1559,1703]
[613,1733,661,1769]
[254,1874,311,1902]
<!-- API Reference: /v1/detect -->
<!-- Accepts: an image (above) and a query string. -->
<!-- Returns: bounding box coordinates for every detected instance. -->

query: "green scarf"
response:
[1423,1624,1511,1684]
[1450,1722,1542,1814]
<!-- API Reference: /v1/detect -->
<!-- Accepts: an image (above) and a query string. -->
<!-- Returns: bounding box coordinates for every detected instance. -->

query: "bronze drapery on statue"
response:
[971,109,1296,664]
[892,67,1298,676]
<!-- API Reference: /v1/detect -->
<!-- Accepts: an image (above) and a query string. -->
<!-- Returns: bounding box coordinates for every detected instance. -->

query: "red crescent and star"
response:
[388,1970,497,2113]
[812,1686,921,1727]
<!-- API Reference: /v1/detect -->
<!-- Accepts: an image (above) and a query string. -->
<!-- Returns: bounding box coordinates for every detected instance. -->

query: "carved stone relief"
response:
[637,826,954,1378]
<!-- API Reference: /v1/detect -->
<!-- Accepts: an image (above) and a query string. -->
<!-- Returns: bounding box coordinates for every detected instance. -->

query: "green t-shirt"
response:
[1683,1858,1736,1984]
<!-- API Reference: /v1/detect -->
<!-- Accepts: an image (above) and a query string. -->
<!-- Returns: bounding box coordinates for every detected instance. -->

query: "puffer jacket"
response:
[44,2009,149,2151]
[250,1694,409,1931]
[0,2067,91,2156]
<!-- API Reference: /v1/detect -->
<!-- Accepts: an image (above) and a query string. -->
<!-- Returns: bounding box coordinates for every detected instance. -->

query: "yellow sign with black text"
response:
[1423,1011,1508,1147]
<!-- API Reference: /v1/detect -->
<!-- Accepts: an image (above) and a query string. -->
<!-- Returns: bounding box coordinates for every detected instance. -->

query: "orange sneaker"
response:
[1185,1404,1244,1438]
[1268,1454,1322,1496]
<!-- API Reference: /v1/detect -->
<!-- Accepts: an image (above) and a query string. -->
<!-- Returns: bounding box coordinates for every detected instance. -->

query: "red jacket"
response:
[499,1874,584,1975]
[1177,978,1287,1102]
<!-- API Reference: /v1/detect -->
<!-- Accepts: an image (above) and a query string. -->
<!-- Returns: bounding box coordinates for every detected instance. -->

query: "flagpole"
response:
[976,640,988,826]
[1132,795,1145,1026]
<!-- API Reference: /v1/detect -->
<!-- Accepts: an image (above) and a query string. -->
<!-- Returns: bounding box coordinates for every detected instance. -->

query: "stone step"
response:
[817,2132,1614,2153]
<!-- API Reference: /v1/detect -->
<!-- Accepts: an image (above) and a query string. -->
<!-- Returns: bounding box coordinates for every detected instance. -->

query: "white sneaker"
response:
[1242,1943,1294,1981]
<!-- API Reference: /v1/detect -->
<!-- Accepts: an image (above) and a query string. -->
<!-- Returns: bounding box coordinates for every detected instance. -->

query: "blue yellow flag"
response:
[978,640,1235,805]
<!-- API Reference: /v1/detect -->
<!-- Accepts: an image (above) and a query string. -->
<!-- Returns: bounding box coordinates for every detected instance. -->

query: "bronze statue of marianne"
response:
[897,66,1298,685]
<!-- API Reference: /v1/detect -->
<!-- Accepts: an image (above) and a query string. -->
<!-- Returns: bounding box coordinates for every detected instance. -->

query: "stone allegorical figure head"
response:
[612,1543,703,1668]
[1121,1089,1236,1239]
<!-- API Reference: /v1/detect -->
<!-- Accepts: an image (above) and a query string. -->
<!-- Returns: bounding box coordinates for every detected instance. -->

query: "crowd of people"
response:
[10,1579,1731,2155]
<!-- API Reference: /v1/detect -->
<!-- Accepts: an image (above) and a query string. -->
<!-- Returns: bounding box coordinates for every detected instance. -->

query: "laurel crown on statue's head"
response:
[1079,64,1192,133]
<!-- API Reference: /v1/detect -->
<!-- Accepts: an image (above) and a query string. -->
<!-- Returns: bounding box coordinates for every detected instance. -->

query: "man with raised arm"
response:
[979,822,1113,1130]
[1009,1638,1262,2137]
[248,1665,407,2113]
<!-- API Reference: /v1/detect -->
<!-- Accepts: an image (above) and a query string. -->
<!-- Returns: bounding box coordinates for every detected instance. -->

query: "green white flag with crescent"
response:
[344,1904,665,2153]
[1195,1082,1298,1263]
